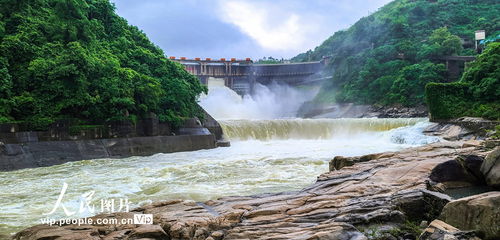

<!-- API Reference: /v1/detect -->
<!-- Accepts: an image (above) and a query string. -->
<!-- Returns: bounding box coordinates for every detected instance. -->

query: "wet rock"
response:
[430,160,477,184]
[449,117,499,135]
[0,141,5,154]
[127,225,168,239]
[420,220,480,240]
[330,156,355,171]
[462,140,482,148]
[439,191,500,240]
[201,108,224,141]
[455,155,485,183]
[429,155,485,185]
[421,190,452,221]
[210,230,224,240]
[427,181,475,193]
[480,147,500,188]
[216,140,231,147]
[425,117,499,141]
[367,105,428,118]
[298,103,427,119]
[423,123,475,141]
[13,224,101,240]
[329,153,383,171]
[483,139,500,149]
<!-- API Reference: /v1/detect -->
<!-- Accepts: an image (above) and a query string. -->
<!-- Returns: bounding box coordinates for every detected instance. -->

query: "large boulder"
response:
[429,155,484,185]
[439,191,500,240]
[420,220,480,240]
[480,147,500,188]
[455,155,485,183]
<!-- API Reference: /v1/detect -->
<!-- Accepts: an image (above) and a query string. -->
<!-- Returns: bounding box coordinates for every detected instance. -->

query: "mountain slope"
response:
[0,0,206,129]
[293,0,499,107]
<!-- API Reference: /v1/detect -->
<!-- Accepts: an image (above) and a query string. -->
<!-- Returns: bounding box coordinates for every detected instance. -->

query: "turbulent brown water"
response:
[0,118,438,236]
[220,118,424,140]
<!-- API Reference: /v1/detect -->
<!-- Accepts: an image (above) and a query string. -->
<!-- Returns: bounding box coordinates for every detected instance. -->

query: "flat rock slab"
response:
[13,142,489,240]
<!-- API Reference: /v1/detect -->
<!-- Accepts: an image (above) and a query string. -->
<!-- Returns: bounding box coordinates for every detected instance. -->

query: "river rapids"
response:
[0,86,440,236]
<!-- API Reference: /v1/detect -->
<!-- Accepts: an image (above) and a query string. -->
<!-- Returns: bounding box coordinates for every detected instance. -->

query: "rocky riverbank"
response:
[12,121,500,240]
[297,102,427,119]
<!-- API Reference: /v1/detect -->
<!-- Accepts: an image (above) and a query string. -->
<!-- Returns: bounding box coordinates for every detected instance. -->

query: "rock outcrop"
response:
[366,105,428,118]
[423,117,499,141]
[329,153,383,171]
[14,141,491,240]
[424,123,476,141]
[420,220,480,240]
[439,191,500,240]
[429,155,485,186]
[297,103,427,119]
[480,147,500,188]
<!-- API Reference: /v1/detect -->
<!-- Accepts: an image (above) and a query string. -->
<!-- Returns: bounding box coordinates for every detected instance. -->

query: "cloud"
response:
[111,0,393,59]
[111,0,256,59]
[218,1,316,52]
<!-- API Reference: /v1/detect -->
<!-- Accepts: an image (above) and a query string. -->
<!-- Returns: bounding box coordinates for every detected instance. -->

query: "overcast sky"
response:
[111,0,392,60]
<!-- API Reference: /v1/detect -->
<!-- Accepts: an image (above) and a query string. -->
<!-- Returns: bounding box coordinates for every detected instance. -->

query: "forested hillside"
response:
[0,0,206,129]
[293,0,499,107]
[426,42,499,120]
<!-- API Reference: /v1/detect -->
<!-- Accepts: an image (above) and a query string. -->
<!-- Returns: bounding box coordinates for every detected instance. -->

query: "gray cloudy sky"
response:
[111,0,392,60]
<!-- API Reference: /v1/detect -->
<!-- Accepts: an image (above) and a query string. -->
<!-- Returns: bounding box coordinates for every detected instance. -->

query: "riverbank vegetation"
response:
[426,42,499,120]
[293,0,499,110]
[0,0,206,130]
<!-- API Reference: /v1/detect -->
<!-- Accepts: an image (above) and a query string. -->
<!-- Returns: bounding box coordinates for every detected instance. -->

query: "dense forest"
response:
[293,0,499,115]
[0,0,206,130]
[426,42,499,120]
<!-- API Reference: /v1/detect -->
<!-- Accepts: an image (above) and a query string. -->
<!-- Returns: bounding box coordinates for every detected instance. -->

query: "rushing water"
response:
[0,118,438,236]
[199,84,318,119]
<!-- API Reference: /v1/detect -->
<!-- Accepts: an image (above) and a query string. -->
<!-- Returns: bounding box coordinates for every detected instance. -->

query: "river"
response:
[0,86,440,237]
[0,118,439,236]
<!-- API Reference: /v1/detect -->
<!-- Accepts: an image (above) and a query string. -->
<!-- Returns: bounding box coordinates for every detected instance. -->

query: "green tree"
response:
[418,27,463,59]
[0,57,12,122]
[0,0,207,129]
[461,42,500,101]
[389,61,446,106]
[426,42,500,120]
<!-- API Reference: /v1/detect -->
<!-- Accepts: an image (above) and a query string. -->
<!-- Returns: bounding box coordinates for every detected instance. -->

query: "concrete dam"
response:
[171,57,330,95]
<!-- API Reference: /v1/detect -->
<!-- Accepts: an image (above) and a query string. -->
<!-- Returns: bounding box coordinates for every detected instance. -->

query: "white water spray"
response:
[199,82,317,120]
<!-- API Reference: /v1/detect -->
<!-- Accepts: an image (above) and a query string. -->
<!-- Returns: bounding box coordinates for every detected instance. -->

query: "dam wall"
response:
[0,134,215,171]
[172,57,329,95]
[0,111,223,171]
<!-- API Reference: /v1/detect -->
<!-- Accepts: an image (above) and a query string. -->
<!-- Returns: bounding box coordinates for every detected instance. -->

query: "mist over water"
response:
[199,83,317,120]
